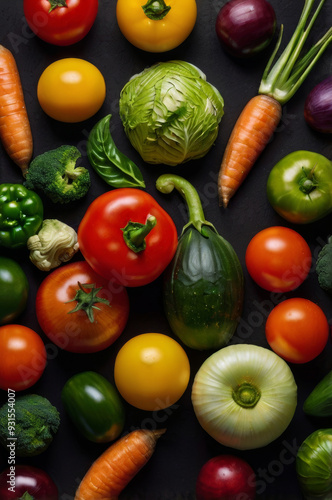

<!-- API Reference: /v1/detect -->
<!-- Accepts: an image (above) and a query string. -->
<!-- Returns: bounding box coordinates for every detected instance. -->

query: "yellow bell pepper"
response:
[116,0,197,53]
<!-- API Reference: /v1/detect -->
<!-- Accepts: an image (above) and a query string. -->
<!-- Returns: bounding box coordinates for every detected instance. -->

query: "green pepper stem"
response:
[142,0,171,20]
[232,382,261,408]
[122,215,157,253]
[156,174,213,234]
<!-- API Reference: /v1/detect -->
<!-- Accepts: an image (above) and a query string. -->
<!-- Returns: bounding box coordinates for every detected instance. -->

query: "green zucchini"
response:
[156,174,244,350]
[303,370,332,417]
[61,371,125,443]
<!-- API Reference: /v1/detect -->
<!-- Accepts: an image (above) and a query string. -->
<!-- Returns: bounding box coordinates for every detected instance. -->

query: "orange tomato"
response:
[265,298,329,363]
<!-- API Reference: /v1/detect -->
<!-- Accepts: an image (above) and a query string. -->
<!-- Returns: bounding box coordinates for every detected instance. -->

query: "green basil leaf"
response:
[87,114,146,189]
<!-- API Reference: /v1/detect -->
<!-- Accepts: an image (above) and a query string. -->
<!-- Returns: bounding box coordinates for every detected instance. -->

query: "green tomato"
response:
[267,150,332,224]
[0,257,29,324]
[61,371,125,443]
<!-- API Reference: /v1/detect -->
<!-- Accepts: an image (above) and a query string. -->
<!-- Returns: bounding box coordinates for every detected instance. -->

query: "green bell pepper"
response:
[0,184,43,248]
[267,150,332,224]
[61,371,125,443]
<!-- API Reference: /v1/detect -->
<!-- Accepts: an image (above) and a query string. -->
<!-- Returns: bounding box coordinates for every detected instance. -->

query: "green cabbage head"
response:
[119,60,224,166]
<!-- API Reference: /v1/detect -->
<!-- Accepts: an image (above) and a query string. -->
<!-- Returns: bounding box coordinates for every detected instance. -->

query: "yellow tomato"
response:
[114,333,190,411]
[116,0,197,53]
[37,58,106,123]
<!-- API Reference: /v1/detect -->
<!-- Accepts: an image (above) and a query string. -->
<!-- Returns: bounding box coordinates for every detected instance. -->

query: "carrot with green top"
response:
[75,428,165,500]
[0,44,33,176]
[218,0,332,207]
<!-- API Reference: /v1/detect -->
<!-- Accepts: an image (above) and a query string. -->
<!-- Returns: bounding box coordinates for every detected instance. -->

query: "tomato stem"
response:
[232,382,261,408]
[66,282,111,323]
[47,0,67,13]
[122,215,157,253]
[299,166,319,194]
[142,0,171,20]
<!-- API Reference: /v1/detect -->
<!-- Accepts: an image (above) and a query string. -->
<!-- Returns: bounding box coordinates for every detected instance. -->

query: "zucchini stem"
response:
[156,174,214,234]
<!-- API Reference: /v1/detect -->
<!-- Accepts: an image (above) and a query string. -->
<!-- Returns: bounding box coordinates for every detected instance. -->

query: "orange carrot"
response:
[0,44,33,176]
[74,428,165,500]
[217,0,332,207]
[218,95,281,207]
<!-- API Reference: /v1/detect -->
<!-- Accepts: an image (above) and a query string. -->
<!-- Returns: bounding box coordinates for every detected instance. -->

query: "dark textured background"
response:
[0,1,332,498]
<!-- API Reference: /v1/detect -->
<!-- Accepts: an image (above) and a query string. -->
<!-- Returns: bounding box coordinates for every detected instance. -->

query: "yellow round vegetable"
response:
[114,333,190,411]
[37,58,106,123]
[116,0,197,53]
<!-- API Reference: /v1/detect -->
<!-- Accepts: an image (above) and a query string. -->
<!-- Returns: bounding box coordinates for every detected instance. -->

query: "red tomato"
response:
[78,188,178,287]
[265,298,329,364]
[23,0,98,46]
[0,325,46,391]
[36,261,129,353]
[245,226,312,292]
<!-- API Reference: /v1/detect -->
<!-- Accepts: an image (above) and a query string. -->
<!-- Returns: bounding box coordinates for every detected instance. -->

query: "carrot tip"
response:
[153,428,167,439]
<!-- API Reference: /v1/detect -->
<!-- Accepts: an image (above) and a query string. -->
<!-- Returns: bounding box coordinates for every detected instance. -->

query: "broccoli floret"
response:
[316,236,332,293]
[0,394,60,457]
[24,145,90,204]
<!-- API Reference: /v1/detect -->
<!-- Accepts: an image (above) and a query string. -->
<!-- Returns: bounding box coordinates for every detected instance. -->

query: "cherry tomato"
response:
[36,261,129,353]
[0,465,58,500]
[78,188,178,287]
[114,333,190,411]
[245,226,312,292]
[265,298,329,364]
[37,58,106,123]
[0,325,47,391]
[23,0,98,46]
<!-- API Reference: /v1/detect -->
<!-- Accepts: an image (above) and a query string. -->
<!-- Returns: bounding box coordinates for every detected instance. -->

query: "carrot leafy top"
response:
[259,0,332,105]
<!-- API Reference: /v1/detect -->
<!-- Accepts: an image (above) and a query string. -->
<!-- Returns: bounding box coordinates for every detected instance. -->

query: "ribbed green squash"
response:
[157,174,244,351]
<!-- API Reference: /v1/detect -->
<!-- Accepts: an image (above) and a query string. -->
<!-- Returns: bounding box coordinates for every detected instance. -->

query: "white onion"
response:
[191,344,297,450]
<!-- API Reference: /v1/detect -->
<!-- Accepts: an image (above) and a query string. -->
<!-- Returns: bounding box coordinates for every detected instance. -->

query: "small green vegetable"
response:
[296,428,332,499]
[27,218,79,271]
[61,371,125,443]
[87,114,145,188]
[0,394,60,457]
[0,256,29,324]
[316,236,332,293]
[0,183,43,248]
[303,370,332,417]
[24,145,90,204]
[156,174,244,350]
[267,151,332,224]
